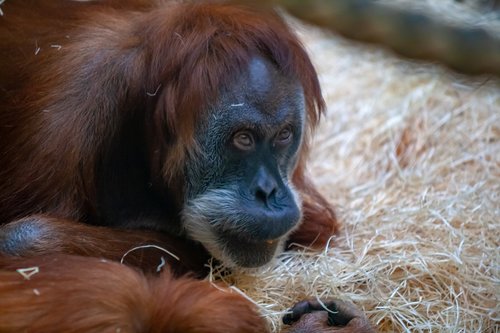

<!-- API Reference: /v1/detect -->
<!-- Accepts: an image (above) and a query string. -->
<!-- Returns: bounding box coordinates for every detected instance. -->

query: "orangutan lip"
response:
[218,229,280,247]
[216,229,282,267]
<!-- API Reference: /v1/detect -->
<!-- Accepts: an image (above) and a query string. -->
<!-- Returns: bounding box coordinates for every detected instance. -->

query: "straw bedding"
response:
[210,2,500,332]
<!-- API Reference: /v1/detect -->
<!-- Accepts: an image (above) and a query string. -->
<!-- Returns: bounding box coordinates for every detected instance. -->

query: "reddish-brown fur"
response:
[0,254,267,332]
[0,1,373,332]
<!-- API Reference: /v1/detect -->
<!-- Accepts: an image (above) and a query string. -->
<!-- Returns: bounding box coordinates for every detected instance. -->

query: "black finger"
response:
[282,300,312,325]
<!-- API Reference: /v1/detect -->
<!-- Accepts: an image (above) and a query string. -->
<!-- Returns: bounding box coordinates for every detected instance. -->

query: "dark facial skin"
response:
[182,56,306,267]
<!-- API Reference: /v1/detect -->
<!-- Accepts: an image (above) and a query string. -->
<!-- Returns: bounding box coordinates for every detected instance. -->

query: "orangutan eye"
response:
[275,127,293,146]
[233,131,255,151]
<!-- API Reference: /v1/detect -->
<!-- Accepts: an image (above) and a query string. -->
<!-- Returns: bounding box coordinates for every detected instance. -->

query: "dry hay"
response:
[209,2,500,332]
